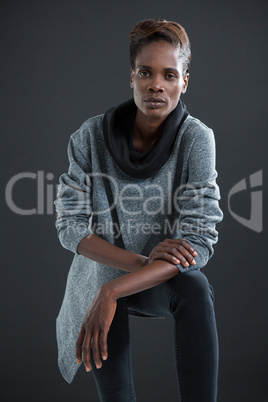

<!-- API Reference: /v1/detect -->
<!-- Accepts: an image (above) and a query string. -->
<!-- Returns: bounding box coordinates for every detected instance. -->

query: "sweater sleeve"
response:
[54,126,93,254]
[176,125,223,273]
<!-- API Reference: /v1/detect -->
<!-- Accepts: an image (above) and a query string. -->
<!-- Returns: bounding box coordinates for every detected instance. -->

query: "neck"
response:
[133,110,166,153]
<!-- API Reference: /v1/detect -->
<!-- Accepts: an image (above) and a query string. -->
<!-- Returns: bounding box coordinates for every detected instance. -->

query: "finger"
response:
[152,244,189,266]
[159,244,195,267]
[82,329,93,372]
[91,332,102,369]
[76,326,85,364]
[99,328,108,362]
[170,247,189,267]
[165,238,197,256]
[180,239,198,256]
[170,244,196,266]
[154,251,181,265]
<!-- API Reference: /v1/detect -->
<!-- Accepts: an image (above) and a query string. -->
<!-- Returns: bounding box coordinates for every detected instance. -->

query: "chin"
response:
[145,107,170,119]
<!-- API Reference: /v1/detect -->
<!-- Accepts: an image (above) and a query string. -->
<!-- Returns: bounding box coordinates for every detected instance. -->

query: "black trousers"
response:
[92,270,218,402]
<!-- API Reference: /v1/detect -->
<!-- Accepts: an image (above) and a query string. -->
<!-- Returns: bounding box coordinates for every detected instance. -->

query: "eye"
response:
[138,70,150,78]
[165,73,177,80]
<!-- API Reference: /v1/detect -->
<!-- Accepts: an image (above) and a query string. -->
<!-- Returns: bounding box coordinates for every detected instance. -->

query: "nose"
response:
[147,76,164,93]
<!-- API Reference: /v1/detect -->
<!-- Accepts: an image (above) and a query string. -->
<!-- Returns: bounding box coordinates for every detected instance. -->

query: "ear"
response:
[182,73,190,94]
[130,69,134,88]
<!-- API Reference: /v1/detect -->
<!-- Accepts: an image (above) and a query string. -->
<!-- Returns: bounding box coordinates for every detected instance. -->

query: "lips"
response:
[144,97,166,109]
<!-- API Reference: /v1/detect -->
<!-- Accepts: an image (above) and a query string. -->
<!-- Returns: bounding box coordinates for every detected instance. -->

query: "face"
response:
[130,40,189,124]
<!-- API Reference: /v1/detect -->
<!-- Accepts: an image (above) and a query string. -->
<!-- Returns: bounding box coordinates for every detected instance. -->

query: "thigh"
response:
[127,285,173,318]
[127,269,214,318]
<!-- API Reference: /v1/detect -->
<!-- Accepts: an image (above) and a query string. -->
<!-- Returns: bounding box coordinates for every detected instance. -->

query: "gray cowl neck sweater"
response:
[54,100,223,383]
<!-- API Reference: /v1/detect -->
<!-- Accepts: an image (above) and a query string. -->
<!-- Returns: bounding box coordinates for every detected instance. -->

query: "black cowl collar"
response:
[103,98,189,179]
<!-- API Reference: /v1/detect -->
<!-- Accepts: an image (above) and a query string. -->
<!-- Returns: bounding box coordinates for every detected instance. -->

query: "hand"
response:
[76,285,117,372]
[148,238,197,268]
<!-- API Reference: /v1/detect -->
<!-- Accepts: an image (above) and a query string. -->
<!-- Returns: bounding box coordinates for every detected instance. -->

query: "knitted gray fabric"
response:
[54,113,223,383]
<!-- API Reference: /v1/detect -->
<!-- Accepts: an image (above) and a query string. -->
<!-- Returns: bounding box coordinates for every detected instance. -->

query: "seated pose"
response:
[54,18,223,402]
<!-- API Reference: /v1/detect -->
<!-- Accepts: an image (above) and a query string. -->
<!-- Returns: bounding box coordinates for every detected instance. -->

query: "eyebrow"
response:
[136,65,180,75]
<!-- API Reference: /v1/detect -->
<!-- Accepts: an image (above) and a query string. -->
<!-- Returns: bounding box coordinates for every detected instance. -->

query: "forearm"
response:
[103,259,180,300]
[77,234,148,273]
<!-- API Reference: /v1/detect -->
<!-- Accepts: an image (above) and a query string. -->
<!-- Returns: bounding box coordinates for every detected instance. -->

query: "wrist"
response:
[101,282,119,301]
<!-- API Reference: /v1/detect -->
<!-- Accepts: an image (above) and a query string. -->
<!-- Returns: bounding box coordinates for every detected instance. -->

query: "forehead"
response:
[135,40,183,70]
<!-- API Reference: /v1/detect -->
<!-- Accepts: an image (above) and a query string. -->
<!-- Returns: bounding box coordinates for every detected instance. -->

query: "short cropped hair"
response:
[130,19,191,75]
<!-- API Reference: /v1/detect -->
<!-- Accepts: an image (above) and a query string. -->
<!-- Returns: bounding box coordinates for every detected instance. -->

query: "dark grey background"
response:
[1,0,267,401]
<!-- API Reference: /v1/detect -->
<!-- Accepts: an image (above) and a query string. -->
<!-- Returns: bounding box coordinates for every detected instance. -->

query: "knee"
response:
[170,270,214,304]
[183,270,214,303]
